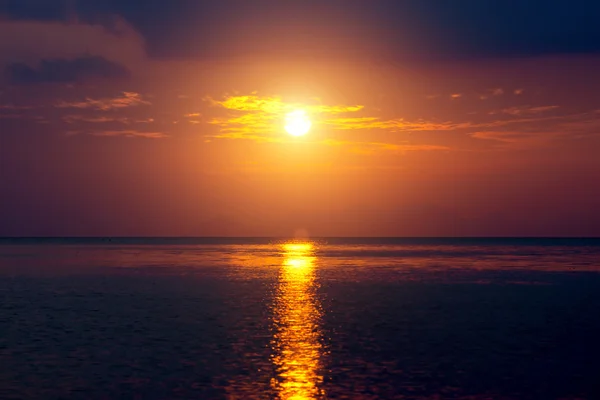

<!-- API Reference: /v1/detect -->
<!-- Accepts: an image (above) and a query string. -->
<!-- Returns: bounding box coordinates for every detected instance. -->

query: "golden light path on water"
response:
[271,242,325,399]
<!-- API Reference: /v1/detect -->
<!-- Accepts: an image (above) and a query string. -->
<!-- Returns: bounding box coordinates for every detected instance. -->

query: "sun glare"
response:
[285,110,312,137]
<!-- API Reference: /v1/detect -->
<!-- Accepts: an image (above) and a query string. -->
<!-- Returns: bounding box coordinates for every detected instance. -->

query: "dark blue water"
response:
[1,238,599,399]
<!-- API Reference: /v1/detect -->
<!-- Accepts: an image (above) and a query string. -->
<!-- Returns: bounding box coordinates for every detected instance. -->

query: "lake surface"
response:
[1,238,599,399]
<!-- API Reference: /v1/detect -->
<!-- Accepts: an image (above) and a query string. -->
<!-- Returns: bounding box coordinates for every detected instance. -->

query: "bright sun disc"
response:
[285,110,311,137]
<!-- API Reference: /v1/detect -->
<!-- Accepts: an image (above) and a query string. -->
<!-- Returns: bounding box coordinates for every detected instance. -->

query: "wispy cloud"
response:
[63,115,154,124]
[206,94,363,137]
[489,105,559,116]
[554,110,600,137]
[0,104,34,120]
[470,131,539,143]
[183,112,202,124]
[471,110,600,147]
[205,93,600,152]
[0,104,34,110]
[206,93,453,152]
[82,130,167,139]
[480,88,506,100]
[55,92,150,111]
[322,117,464,132]
[0,113,22,119]
[209,94,363,115]
[63,115,128,124]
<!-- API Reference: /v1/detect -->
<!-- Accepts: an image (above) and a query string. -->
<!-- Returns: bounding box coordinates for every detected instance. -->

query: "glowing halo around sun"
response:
[284,110,312,137]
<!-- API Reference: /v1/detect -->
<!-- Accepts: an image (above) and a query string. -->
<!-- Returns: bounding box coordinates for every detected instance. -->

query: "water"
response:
[1,238,599,399]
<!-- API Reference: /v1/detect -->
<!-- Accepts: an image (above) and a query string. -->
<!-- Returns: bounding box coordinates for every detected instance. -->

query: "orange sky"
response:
[1,8,600,237]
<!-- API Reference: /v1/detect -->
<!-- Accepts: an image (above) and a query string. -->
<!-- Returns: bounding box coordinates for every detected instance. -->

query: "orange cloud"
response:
[63,115,155,124]
[63,115,128,124]
[470,131,535,143]
[489,105,559,116]
[322,117,463,132]
[89,130,167,139]
[66,129,166,139]
[55,92,150,111]
[206,93,599,153]
[208,94,363,116]
[206,93,452,153]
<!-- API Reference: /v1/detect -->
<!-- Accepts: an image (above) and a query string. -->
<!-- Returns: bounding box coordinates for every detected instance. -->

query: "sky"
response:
[1,0,600,237]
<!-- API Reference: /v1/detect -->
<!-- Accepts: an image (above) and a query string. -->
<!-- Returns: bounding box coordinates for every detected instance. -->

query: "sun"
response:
[285,110,311,137]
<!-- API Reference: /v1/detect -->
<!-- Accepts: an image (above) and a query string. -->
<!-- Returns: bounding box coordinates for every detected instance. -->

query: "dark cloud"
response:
[5,56,130,84]
[2,0,600,61]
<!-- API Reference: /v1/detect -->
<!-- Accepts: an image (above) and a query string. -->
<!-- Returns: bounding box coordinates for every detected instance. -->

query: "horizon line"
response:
[1,236,599,240]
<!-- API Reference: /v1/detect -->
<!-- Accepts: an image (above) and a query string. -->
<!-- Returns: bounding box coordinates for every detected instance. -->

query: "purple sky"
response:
[1,1,600,236]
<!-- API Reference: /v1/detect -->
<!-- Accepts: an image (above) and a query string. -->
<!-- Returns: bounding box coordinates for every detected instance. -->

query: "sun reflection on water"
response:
[271,242,325,399]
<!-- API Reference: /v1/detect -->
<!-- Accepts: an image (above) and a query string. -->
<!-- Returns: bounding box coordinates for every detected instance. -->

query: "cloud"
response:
[205,93,455,153]
[470,131,538,143]
[3,1,600,62]
[62,115,154,124]
[489,105,559,116]
[208,94,363,114]
[0,113,22,119]
[470,110,600,148]
[0,104,33,110]
[92,130,166,139]
[450,93,462,99]
[69,130,167,139]
[480,88,505,100]
[63,115,128,124]
[469,129,570,150]
[207,94,365,138]
[208,93,457,136]
[554,111,600,137]
[321,117,460,132]
[0,104,41,121]
[208,94,451,138]
[183,112,202,124]
[210,94,523,137]
[0,19,144,70]
[55,92,150,111]
[5,56,130,84]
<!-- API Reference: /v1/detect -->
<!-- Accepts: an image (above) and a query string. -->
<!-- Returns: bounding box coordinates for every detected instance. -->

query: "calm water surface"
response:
[1,238,599,399]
